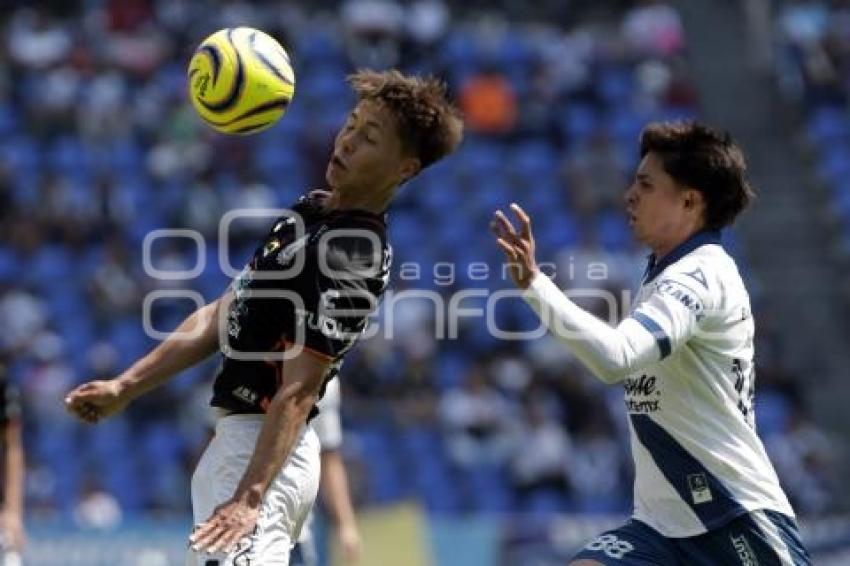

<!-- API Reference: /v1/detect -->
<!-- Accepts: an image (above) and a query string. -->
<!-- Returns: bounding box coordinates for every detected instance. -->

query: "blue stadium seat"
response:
[296,29,344,65]
[1,134,40,173]
[434,351,471,391]
[609,108,649,144]
[561,104,599,141]
[817,144,850,185]
[754,389,792,439]
[807,105,850,146]
[597,210,632,251]
[0,248,17,282]
[522,488,569,516]
[599,66,635,105]
[47,136,94,175]
[0,102,19,135]
[26,245,73,291]
[465,465,513,512]
[511,141,559,179]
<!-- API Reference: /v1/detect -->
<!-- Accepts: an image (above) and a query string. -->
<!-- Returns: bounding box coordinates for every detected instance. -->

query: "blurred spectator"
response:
[341,0,405,68]
[73,476,122,530]
[564,131,629,215]
[509,396,571,504]
[86,240,143,325]
[621,0,685,58]
[568,410,627,512]
[403,0,450,66]
[20,332,74,427]
[7,8,73,71]
[766,406,839,515]
[458,65,518,136]
[439,364,514,469]
[0,288,47,356]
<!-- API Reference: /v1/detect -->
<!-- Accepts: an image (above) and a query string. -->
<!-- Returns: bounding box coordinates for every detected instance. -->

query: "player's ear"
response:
[398,156,421,184]
[682,188,702,210]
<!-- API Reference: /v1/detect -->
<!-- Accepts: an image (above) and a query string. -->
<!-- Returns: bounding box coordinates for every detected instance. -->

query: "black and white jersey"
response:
[210,194,391,418]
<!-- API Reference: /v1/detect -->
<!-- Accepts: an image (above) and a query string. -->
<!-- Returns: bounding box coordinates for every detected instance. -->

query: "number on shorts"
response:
[585,533,635,560]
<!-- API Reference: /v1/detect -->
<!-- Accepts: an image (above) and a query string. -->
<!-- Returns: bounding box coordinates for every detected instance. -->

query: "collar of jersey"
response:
[642,228,722,284]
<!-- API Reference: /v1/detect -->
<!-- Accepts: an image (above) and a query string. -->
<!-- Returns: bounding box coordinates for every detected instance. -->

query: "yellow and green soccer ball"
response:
[187,27,295,135]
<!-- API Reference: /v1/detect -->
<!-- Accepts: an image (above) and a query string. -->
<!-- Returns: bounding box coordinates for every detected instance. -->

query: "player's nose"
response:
[624,184,637,207]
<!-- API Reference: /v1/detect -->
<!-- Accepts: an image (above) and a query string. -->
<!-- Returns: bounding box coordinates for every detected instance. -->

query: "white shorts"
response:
[187,413,321,566]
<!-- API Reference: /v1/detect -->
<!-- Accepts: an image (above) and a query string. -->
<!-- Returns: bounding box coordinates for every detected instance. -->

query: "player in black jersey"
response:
[66,69,462,564]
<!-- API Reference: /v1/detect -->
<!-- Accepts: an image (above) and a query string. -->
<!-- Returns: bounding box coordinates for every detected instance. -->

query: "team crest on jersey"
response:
[684,267,708,289]
[232,386,258,404]
[687,473,713,504]
[263,239,281,257]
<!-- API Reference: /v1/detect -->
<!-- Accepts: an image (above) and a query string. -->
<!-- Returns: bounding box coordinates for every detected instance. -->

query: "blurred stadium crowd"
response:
[0,0,840,530]
[777,0,850,292]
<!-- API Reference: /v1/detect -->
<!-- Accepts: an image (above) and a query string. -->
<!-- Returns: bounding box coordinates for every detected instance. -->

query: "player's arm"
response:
[190,346,329,554]
[521,272,671,383]
[65,290,231,423]
[320,449,362,561]
[1,416,25,551]
[492,204,700,384]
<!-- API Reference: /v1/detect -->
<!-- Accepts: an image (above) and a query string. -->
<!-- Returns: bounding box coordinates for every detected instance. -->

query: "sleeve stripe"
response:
[633,312,672,359]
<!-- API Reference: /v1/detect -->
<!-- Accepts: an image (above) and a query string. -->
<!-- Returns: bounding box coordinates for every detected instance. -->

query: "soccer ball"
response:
[187,27,295,135]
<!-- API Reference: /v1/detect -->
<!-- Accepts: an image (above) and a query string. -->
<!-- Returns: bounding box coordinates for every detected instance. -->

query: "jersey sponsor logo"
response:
[688,473,714,504]
[624,374,657,396]
[624,374,661,413]
[585,533,635,560]
[294,308,362,343]
[730,534,759,566]
[684,267,708,289]
[656,278,704,317]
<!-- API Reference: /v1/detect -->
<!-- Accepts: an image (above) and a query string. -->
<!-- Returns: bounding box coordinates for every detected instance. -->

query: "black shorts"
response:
[572,510,810,565]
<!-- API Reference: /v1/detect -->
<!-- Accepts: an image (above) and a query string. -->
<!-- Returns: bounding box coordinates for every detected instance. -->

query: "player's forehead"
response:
[349,100,399,137]
[636,152,667,180]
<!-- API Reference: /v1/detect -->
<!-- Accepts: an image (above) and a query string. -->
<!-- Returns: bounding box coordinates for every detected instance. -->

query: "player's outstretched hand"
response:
[490,203,539,289]
[189,496,260,555]
[64,379,129,424]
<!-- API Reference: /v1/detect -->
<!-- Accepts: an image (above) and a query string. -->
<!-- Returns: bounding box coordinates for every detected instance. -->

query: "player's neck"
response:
[653,221,707,260]
[327,185,395,214]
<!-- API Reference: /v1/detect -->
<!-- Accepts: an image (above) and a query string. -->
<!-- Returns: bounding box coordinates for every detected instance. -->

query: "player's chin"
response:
[325,165,343,188]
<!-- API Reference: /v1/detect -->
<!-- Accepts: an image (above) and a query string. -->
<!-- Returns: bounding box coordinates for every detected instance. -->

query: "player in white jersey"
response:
[290,377,362,566]
[491,122,810,565]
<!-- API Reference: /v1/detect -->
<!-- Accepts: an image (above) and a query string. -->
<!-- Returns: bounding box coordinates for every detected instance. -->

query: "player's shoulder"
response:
[656,243,739,314]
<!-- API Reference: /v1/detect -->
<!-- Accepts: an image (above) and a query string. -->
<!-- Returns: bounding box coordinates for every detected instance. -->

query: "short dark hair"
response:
[348,69,464,170]
[639,121,754,230]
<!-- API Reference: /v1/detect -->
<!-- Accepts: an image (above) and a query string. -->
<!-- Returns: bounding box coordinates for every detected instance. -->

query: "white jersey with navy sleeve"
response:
[523,230,794,538]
